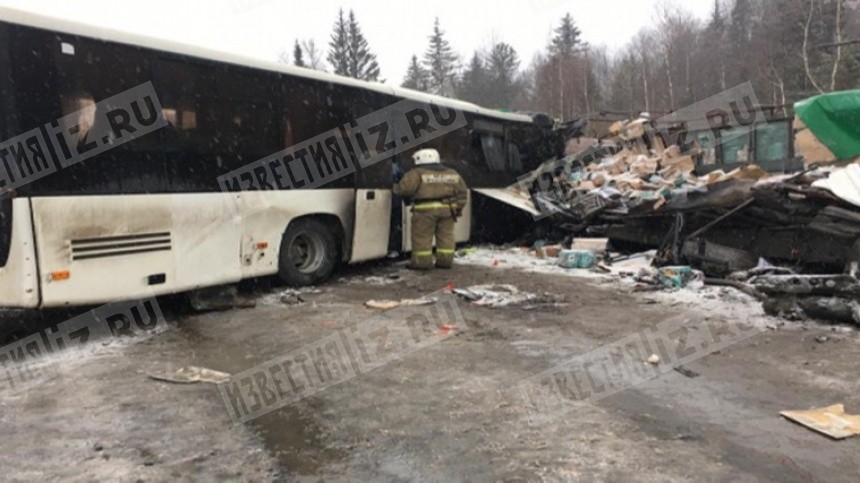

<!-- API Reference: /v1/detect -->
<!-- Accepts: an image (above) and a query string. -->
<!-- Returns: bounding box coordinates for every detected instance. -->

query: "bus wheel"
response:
[278,219,338,287]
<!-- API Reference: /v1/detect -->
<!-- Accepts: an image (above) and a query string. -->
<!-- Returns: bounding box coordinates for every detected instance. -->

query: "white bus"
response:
[0,8,560,308]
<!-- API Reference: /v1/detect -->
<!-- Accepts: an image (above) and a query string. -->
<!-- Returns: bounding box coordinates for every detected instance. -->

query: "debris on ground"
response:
[751,274,860,325]
[656,266,704,289]
[511,93,860,270]
[188,286,256,312]
[647,354,661,365]
[500,94,860,326]
[361,275,403,286]
[260,287,324,306]
[337,273,404,286]
[365,298,436,310]
[148,366,231,385]
[558,249,598,269]
[781,404,860,440]
[453,284,566,309]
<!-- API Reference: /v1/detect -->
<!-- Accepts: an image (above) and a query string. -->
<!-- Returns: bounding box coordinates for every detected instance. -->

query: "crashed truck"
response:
[517,90,860,278]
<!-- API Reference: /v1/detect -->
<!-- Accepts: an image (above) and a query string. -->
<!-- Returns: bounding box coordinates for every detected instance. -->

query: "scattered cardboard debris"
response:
[148,366,231,385]
[365,298,436,310]
[569,238,609,252]
[780,404,860,440]
[536,246,563,259]
[453,284,565,309]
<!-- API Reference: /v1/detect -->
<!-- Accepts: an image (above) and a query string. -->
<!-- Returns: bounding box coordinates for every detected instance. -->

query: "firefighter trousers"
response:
[410,207,456,269]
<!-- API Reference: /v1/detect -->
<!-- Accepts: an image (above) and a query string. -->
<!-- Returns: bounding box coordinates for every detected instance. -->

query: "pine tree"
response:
[708,0,725,32]
[729,0,753,44]
[728,0,754,84]
[705,0,727,92]
[346,10,381,81]
[293,40,305,68]
[549,13,583,59]
[423,18,459,95]
[402,55,430,91]
[486,43,521,107]
[327,9,349,76]
[459,52,487,104]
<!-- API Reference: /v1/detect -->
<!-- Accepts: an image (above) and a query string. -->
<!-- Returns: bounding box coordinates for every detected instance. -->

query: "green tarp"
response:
[794,90,860,161]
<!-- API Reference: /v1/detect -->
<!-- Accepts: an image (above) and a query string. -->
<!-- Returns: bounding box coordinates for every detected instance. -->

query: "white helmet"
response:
[412,148,441,165]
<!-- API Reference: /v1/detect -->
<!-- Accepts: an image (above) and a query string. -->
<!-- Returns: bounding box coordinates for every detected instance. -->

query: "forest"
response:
[284,1,860,120]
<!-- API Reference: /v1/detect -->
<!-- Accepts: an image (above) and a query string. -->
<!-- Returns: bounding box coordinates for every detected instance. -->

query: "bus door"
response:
[0,197,39,308]
[350,157,393,263]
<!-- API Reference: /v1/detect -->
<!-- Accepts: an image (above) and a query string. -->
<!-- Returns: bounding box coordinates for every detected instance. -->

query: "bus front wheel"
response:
[278,219,338,287]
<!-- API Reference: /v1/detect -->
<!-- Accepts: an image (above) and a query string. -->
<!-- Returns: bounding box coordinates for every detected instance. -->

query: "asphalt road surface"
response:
[1,250,858,481]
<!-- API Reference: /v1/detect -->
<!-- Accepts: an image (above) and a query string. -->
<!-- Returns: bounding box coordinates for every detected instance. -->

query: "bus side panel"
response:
[167,193,244,291]
[31,194,243,306]
[0,199,39,308]
[239,190,354,278]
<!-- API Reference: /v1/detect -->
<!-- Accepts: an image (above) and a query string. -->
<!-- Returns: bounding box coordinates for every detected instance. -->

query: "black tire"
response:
[278,219,339,287]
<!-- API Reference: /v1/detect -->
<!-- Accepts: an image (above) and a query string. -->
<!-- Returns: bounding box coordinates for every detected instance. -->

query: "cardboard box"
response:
[727,164,770,181]
[662,155,695,174]
[570,238,609,252]
[663,145,682,159]
[536,246,563,259]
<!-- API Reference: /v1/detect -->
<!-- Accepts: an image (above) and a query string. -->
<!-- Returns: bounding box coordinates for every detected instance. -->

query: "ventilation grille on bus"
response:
[70,232,172,261]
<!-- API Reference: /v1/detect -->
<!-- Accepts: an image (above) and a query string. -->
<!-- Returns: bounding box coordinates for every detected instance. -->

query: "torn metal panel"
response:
[682,240,758,275]
[813,164,860,207]
[473,187,541,217]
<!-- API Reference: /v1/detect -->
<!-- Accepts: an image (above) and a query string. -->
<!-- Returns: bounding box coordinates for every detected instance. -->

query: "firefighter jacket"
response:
[393,163,468,210]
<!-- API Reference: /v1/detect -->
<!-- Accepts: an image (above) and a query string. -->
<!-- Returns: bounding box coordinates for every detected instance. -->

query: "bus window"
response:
[60,92,95,131]
[156,59,214,154]
[216,66,283,159]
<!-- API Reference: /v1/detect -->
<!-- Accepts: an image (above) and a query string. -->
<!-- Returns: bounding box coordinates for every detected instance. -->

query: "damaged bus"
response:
[0,8,560,308]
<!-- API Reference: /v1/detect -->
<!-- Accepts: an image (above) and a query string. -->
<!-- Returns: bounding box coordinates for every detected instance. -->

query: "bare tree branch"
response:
[801,0,825,94]
[830,0,844,91]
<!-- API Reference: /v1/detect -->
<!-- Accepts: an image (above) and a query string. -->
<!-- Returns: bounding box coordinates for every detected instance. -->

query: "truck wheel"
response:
[278,219,338,287]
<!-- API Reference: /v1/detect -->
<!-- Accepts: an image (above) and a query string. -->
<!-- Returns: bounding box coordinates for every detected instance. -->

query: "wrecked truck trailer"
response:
[595,173,860,275]
[518,94,860,275]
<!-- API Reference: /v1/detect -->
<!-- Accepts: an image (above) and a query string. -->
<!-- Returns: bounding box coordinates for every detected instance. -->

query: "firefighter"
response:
[393,149,468,270]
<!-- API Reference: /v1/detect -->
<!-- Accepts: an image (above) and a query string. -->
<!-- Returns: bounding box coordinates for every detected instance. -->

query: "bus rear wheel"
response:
[278,219,338,287]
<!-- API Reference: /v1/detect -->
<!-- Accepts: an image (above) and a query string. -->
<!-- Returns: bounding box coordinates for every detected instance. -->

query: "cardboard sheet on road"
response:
[781,404,860,439]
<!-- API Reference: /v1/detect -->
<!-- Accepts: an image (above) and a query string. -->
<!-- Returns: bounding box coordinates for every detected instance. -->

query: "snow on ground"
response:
[457,245,822,333]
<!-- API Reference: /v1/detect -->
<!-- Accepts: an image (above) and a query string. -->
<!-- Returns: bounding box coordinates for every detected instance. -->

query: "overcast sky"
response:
[0,0,716,83]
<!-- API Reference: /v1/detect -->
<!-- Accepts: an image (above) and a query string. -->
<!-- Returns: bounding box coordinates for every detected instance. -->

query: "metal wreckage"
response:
[507,90,860,324]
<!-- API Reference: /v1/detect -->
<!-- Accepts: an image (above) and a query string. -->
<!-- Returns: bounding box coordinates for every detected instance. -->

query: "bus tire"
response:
[278,219,338,287]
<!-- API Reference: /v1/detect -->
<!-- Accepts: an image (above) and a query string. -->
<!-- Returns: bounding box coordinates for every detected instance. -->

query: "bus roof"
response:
[0,6,535,125]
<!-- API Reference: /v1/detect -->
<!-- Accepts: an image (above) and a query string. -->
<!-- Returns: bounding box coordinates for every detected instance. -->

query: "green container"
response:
[795,90,860,161]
